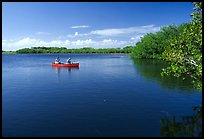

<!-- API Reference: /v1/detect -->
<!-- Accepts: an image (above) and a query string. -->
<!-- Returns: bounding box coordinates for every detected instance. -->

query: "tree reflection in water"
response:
[132,58,202,137]
[132,58,195,91]
[160,105,202,137]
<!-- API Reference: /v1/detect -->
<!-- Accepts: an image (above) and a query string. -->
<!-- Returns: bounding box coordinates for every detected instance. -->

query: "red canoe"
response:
[52,63,79,67]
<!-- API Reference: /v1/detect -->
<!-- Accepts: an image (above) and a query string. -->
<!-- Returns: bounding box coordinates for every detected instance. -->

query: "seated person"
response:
[67,58,71,64]
[55,57,60,64]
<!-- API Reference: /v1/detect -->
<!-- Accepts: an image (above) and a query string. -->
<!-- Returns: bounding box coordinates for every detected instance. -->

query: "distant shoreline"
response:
[2,52,130,54]
[2,46,134,54]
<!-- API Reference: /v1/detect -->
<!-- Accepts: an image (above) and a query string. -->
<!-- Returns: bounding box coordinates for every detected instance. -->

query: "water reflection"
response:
[132,58,195,91]
[52,67,79,77]
[132,58,202,137]
[160,105,202,137]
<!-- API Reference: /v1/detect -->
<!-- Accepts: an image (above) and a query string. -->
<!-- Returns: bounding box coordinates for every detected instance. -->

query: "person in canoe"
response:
[55,57,61,64]
[66,57,72,64]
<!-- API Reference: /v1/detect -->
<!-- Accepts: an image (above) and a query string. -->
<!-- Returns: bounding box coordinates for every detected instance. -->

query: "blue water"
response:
[2,54,202,137]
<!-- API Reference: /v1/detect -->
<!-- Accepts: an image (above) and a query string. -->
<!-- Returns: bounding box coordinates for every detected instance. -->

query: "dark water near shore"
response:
[2,54,201,137]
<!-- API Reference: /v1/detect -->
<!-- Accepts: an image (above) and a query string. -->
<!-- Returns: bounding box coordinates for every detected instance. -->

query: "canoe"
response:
[52,63,79,67]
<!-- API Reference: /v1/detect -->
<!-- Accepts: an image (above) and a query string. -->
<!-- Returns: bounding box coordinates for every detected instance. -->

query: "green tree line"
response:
[131,2,202,90]
[4,46,134,54]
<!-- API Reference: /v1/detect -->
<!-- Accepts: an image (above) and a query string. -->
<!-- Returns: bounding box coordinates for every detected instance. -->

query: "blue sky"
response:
[3,2,194,51]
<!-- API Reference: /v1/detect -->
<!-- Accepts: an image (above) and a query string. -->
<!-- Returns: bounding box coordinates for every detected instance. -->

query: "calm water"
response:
[2,54,202,137]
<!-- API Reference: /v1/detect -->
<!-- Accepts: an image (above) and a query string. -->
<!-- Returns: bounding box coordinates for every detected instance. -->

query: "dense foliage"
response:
[13,46,134,54]
[131,24,181,59]
[131,2,202,90]
[161,2,202,90]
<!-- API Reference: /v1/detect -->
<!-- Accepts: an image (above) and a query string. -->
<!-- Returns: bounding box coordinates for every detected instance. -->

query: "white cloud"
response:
[36,32,50,35]
[71,25,90,29]
[2,37,134,51]
[67,32,89,38]
[89,25,160,36]
[90,29,123,36]
[75,32,78,36]
[130,35,144,41]
[3,25,161,51]
[2,40,7,46]
[102,39,113,43]
[13,37,38,47]
[65,25,160,40]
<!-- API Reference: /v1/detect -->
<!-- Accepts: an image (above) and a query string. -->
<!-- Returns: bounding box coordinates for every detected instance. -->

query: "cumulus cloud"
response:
[3,25,161,51]
[2,37,49,50]
[13,37,37,47]
[71,25,90,29]
[75,32,78,36]
[2,37,134,51]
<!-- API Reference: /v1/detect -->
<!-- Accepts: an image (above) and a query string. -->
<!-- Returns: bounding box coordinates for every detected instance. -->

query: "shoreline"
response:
[2,52,131,55]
